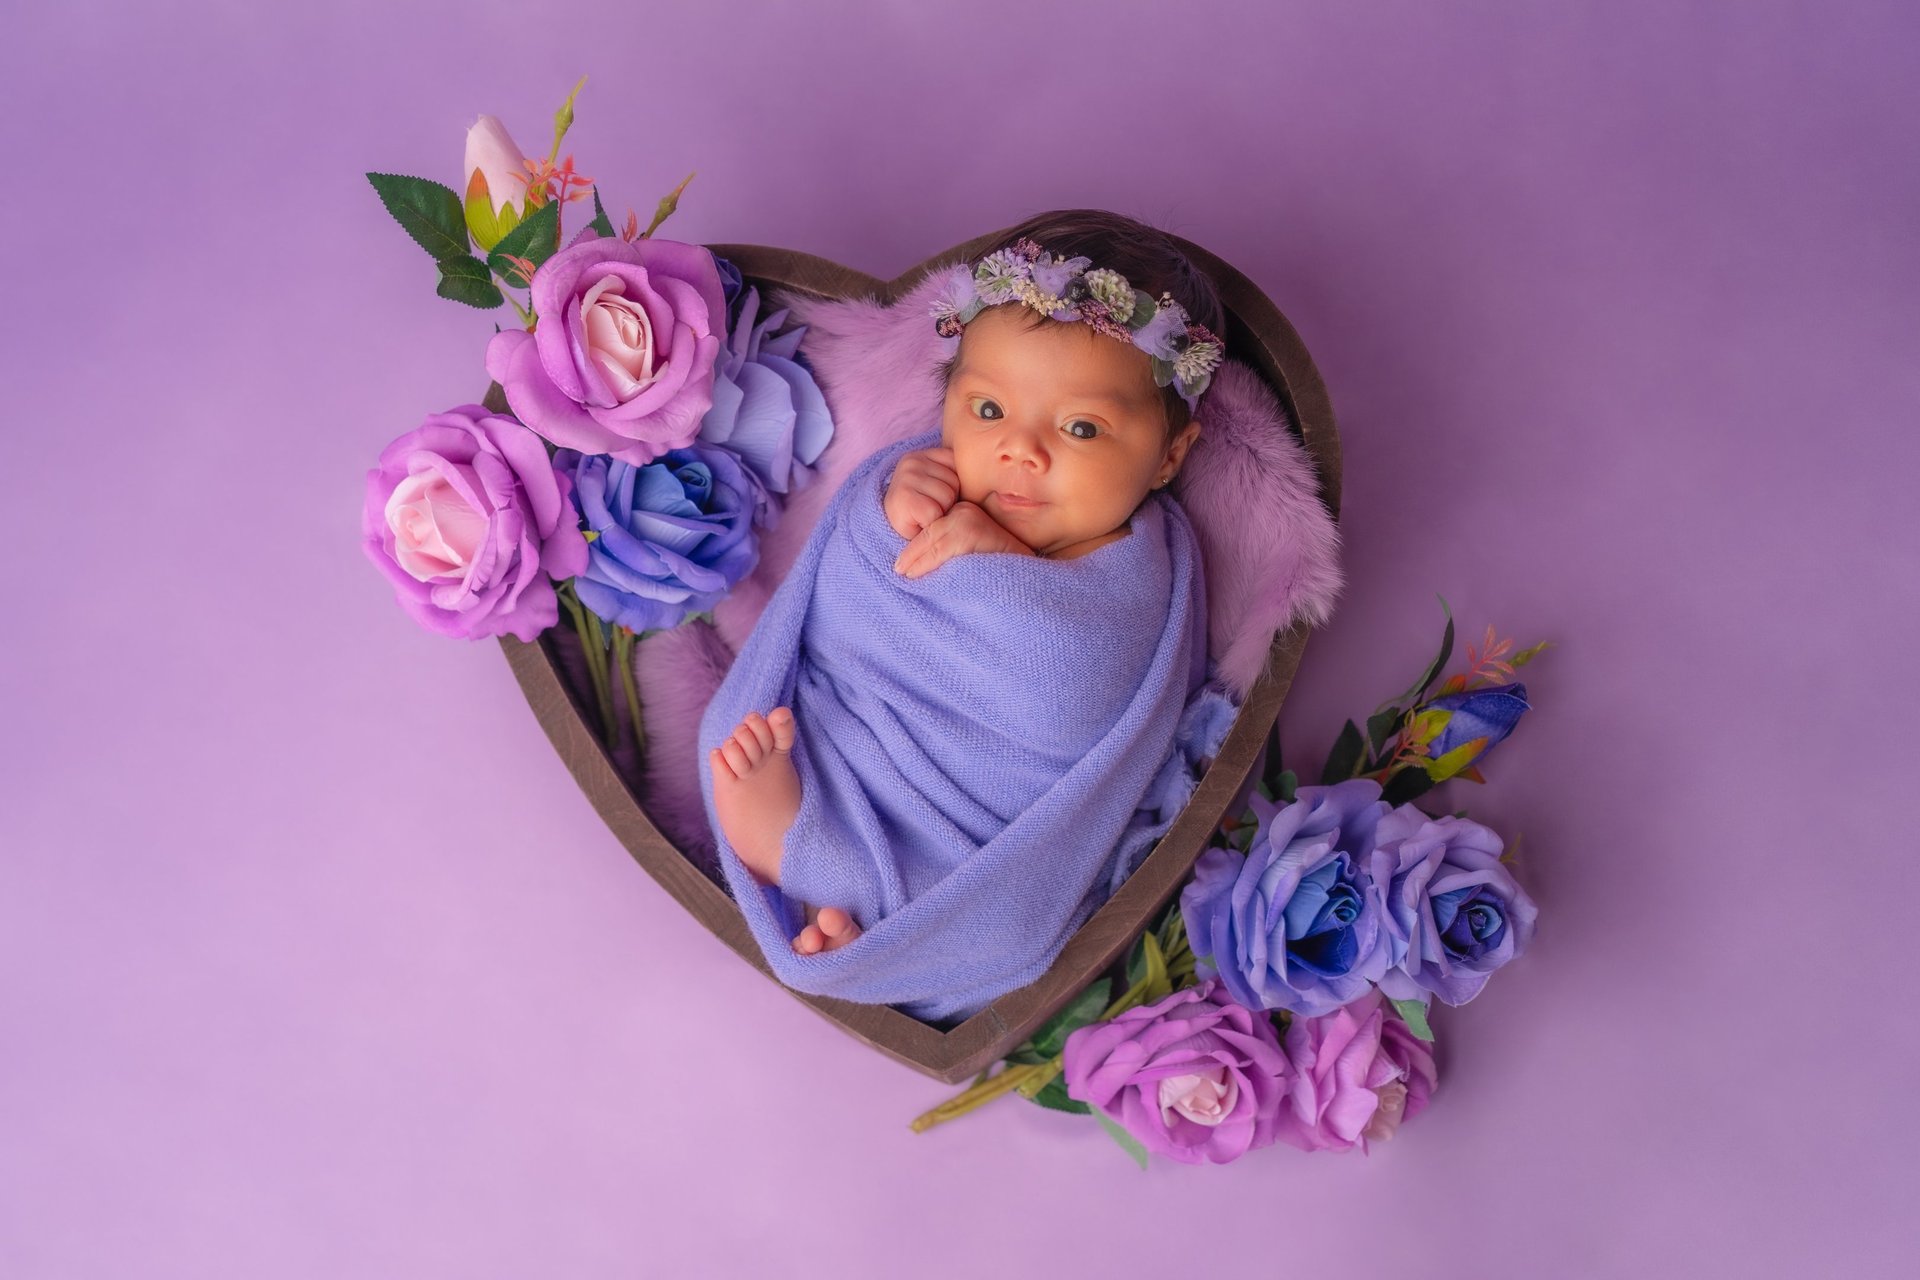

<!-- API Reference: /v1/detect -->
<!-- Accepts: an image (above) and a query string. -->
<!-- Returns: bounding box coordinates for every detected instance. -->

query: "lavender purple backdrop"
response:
[2,2,1913,1276]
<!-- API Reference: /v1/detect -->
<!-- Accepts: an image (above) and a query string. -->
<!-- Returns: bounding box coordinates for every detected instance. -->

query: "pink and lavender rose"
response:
[1275,990,1438,1153]
[1061,979,1294,1166]
[556,443,767,633]
[1370,806,1538,1006]
[485,235,728,466]
[1180,778,1394,1018]
[363,404,588,641]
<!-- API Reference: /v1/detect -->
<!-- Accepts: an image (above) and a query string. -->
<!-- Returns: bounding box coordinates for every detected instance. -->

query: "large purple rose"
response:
[1371,806,1537,1005]
[1181,778,1393,1017]
[695,283,834,499]
[485,235,728,466]
[1062,979,1294,1166]
[362,404,588,641]
[555,443,766,633]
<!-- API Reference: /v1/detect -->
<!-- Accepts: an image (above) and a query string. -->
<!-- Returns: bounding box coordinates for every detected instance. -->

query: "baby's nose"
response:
[999,428,1049,468]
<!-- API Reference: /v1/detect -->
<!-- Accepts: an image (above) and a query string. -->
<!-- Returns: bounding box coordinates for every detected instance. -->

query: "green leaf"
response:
[367,172,470,262]
[1366,706,1403,756]
[1380,767,1436,806]
[551,74,588,157]
[1511,639,1553,669]
[1391,997,1435,1042]
[589,186,617,239]
[1127,289,1157,329]
[1026,978,1112,1060]
[1027,1075,1092,1115]
[1319,719,1365,785]
[435,255,505,309]
[1156,902,1188,956]
[1274,769,1298,803]
[1094,1109,1151,1170]
[1125,930,1170,1001]
[1382,596,1455,712]
[487,197,562,284]
[1423,736,1487,782]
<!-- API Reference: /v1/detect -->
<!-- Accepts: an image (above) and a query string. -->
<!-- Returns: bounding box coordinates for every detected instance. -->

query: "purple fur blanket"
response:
[631,268,1342,863]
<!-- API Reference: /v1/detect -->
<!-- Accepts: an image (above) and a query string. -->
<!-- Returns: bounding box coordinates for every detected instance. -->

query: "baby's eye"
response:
[969,397,1004,421]
[1064,420,1100,441]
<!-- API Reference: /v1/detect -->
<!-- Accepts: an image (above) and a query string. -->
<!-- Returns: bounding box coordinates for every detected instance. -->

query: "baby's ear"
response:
[1164,418,1202,474]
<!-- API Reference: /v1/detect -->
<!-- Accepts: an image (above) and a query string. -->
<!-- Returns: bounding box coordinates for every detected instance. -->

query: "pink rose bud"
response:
[463,114,534,252]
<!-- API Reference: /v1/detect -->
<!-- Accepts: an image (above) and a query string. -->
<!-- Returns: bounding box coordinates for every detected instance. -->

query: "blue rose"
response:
[696,282,835,500]
[555,443,766,632]
[1370,806,1537,1006]
[1422,682,1529,762]
[1180,778,1393,1017]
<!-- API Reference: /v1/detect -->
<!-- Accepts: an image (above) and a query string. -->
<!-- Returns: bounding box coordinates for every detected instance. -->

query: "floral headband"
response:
[929,237,1226,412]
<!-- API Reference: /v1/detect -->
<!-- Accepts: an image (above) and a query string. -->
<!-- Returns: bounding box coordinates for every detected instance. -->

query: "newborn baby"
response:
[696,217,1232,1019]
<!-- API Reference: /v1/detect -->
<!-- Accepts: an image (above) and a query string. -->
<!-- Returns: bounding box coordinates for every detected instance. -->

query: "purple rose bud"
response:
[1423,682,1530,762]
[1370,805,1537,1006]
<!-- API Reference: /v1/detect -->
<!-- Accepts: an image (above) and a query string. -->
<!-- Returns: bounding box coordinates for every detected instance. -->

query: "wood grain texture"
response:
[497,226,1341,1083]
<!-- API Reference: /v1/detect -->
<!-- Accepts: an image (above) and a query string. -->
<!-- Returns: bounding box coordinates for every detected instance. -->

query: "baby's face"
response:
[940,305,1197,559]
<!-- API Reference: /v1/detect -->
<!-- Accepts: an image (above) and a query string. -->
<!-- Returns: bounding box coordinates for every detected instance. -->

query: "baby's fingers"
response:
[893,525,942,578]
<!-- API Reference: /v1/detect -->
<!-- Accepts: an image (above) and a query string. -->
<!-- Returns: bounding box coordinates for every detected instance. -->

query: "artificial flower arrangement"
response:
[361,79,832,763]
[359,82,1547,1170]
[908,607,1547,1167]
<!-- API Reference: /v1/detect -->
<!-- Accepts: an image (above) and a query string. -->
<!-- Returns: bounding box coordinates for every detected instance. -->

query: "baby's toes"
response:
[729,722,766,767]
[816,907,861,951]
[741,711,775,754]
[717,741,751,779]
[793,924,825,955]
[768,706,796,752]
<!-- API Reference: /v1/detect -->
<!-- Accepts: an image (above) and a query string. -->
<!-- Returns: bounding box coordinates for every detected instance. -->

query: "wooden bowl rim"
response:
[498,225,1341,1084]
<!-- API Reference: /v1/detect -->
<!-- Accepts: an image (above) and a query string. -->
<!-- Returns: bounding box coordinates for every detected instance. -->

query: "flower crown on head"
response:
[929,237,1226,413]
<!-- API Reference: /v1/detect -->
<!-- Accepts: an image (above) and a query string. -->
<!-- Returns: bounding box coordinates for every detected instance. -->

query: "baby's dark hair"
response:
[935,208,1227,437]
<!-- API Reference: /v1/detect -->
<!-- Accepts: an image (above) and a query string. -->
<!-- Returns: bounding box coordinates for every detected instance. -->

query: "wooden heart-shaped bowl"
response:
[497,226,1341,1084]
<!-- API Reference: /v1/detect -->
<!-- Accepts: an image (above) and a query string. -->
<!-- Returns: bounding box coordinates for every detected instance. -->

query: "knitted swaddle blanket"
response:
[697,429,1235,1022]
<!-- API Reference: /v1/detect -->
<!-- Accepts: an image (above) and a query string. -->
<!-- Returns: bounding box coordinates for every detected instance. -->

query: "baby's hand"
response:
[883,446,960,540]
[894,501,1035,579]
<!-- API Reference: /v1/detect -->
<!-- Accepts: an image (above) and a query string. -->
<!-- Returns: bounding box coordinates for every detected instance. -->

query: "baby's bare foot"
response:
[710,707,800,886]
[794,906,863,955]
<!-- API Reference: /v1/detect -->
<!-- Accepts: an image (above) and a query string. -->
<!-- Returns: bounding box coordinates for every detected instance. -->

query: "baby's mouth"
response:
[991,491,1045,510]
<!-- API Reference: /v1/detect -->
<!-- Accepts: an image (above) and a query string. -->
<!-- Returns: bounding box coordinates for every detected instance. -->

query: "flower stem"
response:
[557,582,616,748]
[582,611,619,749]
[614,625,647,759]
[910,1063,1049,1133]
